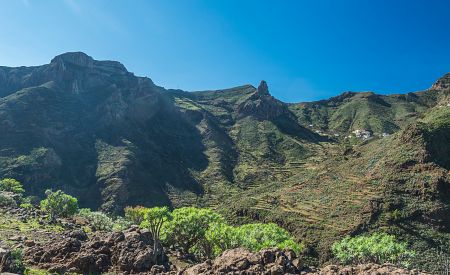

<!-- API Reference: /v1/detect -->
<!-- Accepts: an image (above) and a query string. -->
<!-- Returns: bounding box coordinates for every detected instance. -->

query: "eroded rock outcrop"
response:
[183,248,430,275]
[237,81,292,120]
[430,72,450,91]
[183,248,303,275]
[23,226,169,274]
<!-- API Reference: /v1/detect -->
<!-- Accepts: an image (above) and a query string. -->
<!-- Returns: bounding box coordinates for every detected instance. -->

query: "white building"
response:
[352,129,372,139]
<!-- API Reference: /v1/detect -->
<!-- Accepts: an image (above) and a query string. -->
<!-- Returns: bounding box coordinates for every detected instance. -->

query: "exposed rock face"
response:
[183,248,430,275]
[431,72,450,90]
[237,80,292,120]
[257,80,270,96]
[23,226,169,274]
[183,248,303,275]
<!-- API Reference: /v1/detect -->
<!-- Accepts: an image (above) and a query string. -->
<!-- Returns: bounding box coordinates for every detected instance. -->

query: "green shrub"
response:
[113,216,132,231]
[0,178,24,194]
[164,207,224,254]
[234,223,302,254]
[19,202,34,210]
[40,190,78,222]
[332,232,415,266]
[163,207,302,259]
[9,248,25,274]
[21,195,40,206]
[24,268,53,275]
[0,192,17,207]
[77,208,114,231]
[201,222,239,258]
[124,205,149,226]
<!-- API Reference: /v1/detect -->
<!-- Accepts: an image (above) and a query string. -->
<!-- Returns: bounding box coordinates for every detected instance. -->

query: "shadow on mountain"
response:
[271,113,329,143]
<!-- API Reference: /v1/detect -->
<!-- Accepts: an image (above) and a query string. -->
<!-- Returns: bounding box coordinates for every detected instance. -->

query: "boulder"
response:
[183,248,302,274]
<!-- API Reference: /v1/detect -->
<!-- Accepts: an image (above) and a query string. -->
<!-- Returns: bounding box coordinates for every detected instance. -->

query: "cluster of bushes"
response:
[77,208,131,232]
[332,232,415,267]
[124,206,302,260]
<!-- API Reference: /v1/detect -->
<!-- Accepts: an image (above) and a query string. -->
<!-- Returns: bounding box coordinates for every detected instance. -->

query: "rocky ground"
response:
[184,248,429,275]
[0,205,432,274]
[22,227,171,274]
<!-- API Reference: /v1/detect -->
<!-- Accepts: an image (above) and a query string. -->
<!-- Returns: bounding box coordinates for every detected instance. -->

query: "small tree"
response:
[0,178,25,194]
[124,205,149,226]
[142,207,172,264]
[40,190,78,222]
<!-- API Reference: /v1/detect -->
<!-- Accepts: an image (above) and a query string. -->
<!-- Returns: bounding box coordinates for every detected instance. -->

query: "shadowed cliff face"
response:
[0,52,209,211]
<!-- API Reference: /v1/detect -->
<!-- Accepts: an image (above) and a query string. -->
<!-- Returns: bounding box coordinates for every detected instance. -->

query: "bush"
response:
[124,205,149,226]
[201,222,239,258]
[24,268,51,275]
[8,248,25,274]
[332,232,415,266]
[164,207,224,254]
[113,216,132,231]
[234,223,302,254]
[77,208,114,231]
[21,195,40,206]
[0,192,17,207]
[40,190,78,222]
[19,202,34,210]
[0,178,24,194]
[163,207,302,259]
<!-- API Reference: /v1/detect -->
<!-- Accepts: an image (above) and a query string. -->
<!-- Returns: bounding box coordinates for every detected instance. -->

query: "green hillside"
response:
[0,52,448,269]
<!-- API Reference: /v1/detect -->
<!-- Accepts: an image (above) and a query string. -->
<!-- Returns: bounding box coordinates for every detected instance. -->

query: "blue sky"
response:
[1,0,449,102]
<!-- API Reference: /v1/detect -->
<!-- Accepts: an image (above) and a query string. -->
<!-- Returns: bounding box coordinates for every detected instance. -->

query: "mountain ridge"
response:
[0,52,448,269]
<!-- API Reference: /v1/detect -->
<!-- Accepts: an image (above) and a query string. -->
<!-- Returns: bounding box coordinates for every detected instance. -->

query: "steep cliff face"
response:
[0,53,203,211]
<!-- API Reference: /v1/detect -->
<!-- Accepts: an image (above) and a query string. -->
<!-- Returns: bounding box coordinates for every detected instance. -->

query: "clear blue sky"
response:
[1,0,449,102]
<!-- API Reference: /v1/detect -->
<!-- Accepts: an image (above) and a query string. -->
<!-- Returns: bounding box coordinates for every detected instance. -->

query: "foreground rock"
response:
[183,248,429,275]
[183,248,303,275]
[23,226,170,274]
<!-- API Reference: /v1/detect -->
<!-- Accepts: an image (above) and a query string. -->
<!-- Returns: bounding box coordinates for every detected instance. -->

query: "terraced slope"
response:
[219,102,450,269]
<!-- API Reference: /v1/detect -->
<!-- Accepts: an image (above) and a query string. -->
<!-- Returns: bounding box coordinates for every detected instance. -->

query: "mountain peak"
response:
[257,80,270,96]
[430,72,450,91]
[50,52,94,67]
[49,52,129,75]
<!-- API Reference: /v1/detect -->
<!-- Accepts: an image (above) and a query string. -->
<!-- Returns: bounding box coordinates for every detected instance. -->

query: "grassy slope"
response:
[215,101,449,269]
[289,90,440,134]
